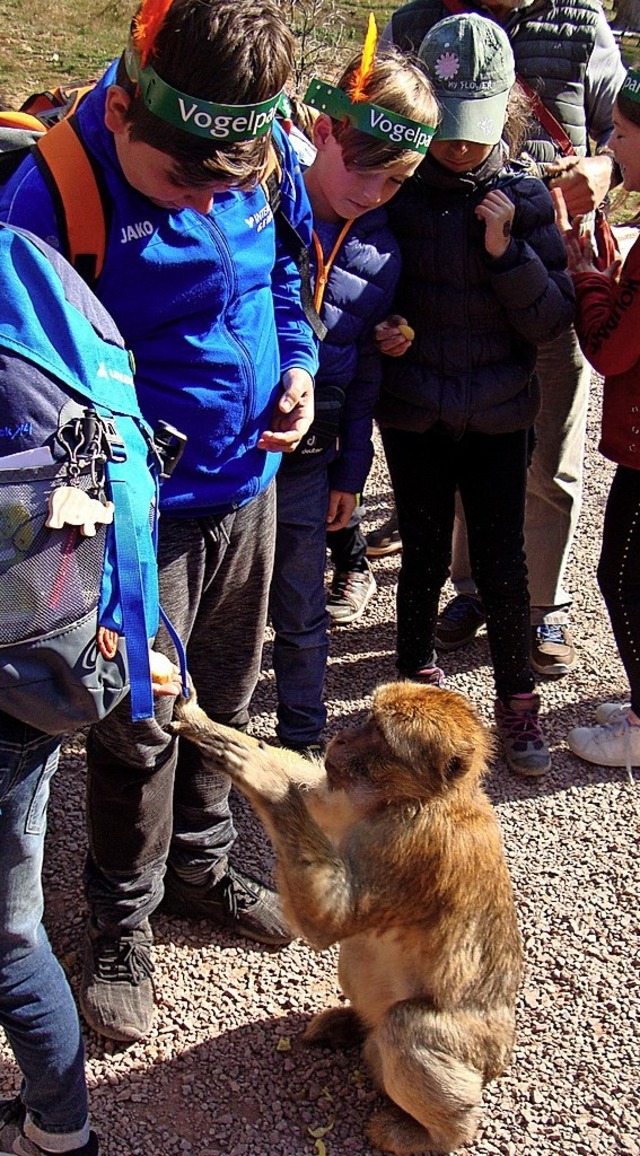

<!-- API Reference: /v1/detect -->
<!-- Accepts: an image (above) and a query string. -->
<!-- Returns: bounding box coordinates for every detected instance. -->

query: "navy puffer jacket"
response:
[312,210,401,494]
[378,147,575,438]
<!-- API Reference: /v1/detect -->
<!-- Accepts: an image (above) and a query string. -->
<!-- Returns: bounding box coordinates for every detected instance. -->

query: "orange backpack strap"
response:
[21,84,96,124]
[32,115,110,285]
[0,110,48,133]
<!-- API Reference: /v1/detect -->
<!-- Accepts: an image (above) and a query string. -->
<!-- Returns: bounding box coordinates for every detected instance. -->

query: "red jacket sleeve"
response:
[573,236,640,377]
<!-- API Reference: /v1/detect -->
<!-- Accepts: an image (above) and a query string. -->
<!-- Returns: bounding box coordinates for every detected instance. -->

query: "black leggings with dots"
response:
[597,464,640,718]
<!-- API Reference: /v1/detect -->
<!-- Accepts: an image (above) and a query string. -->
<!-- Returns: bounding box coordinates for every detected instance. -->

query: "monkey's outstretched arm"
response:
[172,697,365,948]
[171,695,327,793]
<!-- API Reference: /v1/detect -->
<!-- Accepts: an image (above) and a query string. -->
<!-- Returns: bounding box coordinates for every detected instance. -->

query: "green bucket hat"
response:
[418,13,515,145]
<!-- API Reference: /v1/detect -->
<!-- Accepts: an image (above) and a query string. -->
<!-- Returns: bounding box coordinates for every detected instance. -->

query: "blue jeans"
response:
[271,451,333,746]
[0,712,90,1148]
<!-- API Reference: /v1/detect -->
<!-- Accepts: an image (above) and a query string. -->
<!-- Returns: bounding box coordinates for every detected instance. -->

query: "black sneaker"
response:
[1,1099,99,1156]
[365,512,402,557]
[435,594,486,651]
[0,1097,25,1154]
[79,920,155,1043]
[162,864,292,946]
[326,565,376,625]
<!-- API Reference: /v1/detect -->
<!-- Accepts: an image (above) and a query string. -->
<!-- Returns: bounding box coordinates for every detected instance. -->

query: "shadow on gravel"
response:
[82,1007,386,1156]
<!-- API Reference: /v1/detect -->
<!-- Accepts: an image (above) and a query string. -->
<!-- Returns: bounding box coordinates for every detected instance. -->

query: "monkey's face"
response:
[325,718,391,796]
[325,684,492,804]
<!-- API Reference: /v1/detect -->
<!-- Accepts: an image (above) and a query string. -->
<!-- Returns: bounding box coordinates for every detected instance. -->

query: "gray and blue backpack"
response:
[0,223,186,734]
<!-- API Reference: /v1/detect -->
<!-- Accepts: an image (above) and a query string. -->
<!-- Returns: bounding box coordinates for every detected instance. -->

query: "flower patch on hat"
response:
[434,51,460,81]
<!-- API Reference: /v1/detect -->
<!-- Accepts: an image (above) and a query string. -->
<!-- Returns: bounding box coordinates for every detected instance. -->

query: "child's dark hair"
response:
[116,0,294,188]
[328,47,439,169]
[616,90,640,128]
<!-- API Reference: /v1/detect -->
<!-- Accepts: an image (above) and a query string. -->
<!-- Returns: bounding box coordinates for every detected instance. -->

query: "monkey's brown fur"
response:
[172,682,522,1154]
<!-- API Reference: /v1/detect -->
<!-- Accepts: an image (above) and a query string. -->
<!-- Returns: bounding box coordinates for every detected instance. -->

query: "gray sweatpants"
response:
[85,483,276,932]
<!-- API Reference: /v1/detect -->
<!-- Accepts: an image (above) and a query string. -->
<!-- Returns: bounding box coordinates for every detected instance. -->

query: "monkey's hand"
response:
[171,696,326,798]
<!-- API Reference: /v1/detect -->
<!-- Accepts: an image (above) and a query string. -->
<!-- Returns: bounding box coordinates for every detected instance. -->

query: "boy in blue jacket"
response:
[270,31,438,754]
[0,0,318,1049]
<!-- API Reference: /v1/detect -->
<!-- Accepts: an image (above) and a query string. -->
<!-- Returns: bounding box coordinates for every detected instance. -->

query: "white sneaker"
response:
[566,715,640,782]
[594,701,631,725]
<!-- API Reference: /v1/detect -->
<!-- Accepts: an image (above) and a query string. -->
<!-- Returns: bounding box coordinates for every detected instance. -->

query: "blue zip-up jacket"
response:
[0,62,319,515]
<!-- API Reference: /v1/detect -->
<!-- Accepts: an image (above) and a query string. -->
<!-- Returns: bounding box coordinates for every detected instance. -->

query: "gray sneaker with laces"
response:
[0,1098,99,1155]
[530,624,577,676]
[326,565,376,625]
[79,919,155,1042]
[435,593,486,651]
[365,512,402,557]
[495,692,551,777]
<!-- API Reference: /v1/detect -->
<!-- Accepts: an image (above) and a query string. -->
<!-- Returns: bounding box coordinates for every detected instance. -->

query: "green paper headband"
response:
[304,78,436,155]
[124,45,281,141]
[621,68,640,104]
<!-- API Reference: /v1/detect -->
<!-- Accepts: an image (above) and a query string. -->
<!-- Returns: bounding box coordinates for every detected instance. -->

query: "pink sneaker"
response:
[495,692,551,777]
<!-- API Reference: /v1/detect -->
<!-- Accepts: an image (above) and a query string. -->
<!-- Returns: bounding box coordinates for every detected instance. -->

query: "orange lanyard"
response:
[312,219,354,314]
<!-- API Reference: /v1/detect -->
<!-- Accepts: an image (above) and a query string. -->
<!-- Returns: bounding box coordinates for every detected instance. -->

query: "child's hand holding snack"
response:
[374,314,415,357]
[149,649,182,697]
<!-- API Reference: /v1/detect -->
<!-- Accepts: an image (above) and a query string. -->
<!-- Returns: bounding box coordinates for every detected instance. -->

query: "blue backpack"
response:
[0,223,186,734]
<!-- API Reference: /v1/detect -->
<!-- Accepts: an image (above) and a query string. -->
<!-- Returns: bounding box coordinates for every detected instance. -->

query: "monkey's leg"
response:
[363,1004,488,1155]
[301,1006,367,1050]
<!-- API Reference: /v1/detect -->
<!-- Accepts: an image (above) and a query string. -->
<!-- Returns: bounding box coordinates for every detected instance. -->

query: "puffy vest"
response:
[390,0,601,161]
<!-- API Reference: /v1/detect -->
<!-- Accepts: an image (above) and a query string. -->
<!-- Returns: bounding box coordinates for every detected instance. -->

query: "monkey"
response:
[171,682,523,1155]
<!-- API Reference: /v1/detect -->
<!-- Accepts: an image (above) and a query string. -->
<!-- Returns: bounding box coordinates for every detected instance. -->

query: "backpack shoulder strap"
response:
[515,76,575,158]
[32,115,110,286]
[263,138,327,341]
[22,83,95,123]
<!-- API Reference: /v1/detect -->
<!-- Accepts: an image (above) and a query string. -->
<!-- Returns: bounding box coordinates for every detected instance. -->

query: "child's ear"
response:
[105,85,133,135]
[312,113,335,151]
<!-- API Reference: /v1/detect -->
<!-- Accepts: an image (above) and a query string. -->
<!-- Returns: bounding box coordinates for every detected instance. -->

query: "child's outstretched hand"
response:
[374,314,415,357]
[475,189,516,258]
[552,186,622,280]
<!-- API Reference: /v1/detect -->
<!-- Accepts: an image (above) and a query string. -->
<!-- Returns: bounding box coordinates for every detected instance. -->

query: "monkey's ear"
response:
[443,755,466,782]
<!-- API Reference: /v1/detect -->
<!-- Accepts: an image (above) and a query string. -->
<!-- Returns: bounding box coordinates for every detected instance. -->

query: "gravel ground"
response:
[2,248,639,1154]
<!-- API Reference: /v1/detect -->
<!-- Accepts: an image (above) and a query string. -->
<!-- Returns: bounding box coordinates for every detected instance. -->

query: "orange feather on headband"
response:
[349,13,378,103]
[131,0,174,67]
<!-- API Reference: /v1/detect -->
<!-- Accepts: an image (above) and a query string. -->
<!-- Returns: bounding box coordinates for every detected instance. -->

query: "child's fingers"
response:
[581,230,596,265]
[375,316,414,356]
[551,186,571,234]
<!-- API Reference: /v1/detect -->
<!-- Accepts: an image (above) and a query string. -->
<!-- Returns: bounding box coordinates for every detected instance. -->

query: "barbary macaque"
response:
[172,682,522,1154]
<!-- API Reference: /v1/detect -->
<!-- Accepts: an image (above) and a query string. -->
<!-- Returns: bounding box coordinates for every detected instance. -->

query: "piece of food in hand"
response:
[397,323,415,341]
[149,650,177,684]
